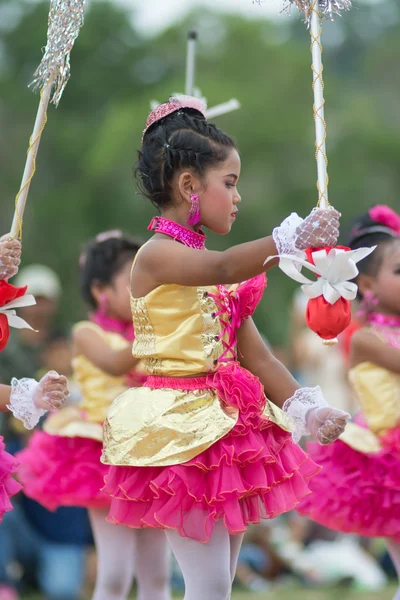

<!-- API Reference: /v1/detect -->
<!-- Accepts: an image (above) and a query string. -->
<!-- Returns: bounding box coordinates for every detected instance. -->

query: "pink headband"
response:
[142,95,207,142]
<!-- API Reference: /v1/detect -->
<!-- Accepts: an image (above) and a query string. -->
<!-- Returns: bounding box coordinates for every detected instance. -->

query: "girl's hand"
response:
[306,405,350,445]
[0,236,22,280]
[295,208,340,251]
[33,371,69,412]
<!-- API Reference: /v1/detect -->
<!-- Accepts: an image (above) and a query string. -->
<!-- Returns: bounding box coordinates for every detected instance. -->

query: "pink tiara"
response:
[369,205,400,236]
[142,95,207,142]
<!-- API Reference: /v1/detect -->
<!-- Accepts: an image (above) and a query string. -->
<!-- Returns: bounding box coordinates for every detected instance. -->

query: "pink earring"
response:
[357,290,378,318]
[187,193,200,226]
[99,294,109,316]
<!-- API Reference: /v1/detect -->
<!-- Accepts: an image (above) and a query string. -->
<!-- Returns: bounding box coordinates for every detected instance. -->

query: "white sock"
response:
[165,520,233,600]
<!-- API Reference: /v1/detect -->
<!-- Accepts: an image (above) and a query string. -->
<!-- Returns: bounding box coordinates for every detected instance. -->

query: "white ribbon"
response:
[0,294,37,330]
[265,247,376,305]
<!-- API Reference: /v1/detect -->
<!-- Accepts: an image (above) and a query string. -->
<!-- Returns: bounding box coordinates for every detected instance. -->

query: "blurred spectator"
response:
[0,265,91,599]
[235,514,387,593]
[0,498,92,600]
[0,264,62,384]
[0,265,62,450]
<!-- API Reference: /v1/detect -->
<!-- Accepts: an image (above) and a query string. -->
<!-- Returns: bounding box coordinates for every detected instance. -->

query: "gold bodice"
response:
[44,322,130,441]
[349,362,400,436]
[131,283,233,376]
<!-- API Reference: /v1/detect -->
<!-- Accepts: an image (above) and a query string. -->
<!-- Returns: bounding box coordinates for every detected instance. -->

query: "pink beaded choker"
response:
[367,312,400,329]
[148,217,206,250]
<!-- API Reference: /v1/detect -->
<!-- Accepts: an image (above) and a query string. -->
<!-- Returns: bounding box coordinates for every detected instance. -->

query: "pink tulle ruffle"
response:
[0,436,21,522]
[17,432,109,510]
[298,428,400,540]
[103,363,320,542]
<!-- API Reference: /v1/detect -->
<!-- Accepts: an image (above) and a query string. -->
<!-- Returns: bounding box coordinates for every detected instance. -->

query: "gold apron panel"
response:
[43,406,104,442]
[101,386,239,467]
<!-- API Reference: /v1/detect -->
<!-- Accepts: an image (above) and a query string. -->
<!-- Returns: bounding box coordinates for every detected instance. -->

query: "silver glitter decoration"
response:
[30,0,87,106]
[285,0,352,23]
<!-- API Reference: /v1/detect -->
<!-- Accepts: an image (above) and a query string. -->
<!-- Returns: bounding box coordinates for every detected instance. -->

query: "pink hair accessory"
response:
[142,95,207,142]
[369,205,400,236]
[96,230,122,243]
[187,193,200,226]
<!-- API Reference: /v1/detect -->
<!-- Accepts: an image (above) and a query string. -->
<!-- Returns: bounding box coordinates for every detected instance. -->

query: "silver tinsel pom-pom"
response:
[286,0,352,23]
[30,0,87,106]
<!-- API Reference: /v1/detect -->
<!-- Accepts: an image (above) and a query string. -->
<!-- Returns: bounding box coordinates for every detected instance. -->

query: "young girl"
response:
[99,96,350,600]
[298,205,400,600]
[17,232,171,600]
[0,236,69,523]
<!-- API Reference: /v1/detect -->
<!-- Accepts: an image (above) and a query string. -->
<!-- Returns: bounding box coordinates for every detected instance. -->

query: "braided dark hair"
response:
[346,209,399,291]
[79,232,142,308]
[136,107,237,209]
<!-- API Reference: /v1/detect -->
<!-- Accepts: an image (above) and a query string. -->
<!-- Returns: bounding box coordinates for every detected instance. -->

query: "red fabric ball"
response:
[306,295,352,341]
[304,245,353,341]
[0,280,28,352]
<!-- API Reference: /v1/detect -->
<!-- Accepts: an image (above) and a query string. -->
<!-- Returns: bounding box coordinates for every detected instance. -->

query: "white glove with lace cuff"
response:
[273,208,340,258]
[283,386,349,444]
[7,371,69,430]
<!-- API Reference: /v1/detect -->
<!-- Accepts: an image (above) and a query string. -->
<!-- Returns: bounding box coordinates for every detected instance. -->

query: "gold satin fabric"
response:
[337,358,400,454]
[102,385,238,467]
[131,284,225,376]
[44,322,129,441]
[349,362,400,436]
[102,282,294,467]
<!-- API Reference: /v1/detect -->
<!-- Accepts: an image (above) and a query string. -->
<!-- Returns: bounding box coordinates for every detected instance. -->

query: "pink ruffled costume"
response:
[0,436,21,522]
[298,314,400,539]
[17,317,144,511]
[101,261,320,543]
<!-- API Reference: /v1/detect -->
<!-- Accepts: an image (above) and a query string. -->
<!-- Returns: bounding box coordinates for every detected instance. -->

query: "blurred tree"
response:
[0,0,399,343]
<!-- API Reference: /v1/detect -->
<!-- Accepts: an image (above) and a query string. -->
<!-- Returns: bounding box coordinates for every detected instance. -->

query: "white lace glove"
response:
[0,236,21,280]
[283,386,349,444]
[7,371,69,430]
[273,208,340,258]
[295,207,340,251]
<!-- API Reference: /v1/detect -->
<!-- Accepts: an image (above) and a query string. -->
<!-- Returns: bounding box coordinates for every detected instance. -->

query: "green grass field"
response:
[20,587,397,599]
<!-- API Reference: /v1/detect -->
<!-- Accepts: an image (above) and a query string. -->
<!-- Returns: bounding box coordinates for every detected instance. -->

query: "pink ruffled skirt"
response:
[17,432,109,510]
[0,436,21,522]
[102,363,321,542]
[298,424,400,539]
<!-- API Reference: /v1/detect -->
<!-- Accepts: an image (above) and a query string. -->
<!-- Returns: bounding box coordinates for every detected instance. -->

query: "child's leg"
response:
[229,533,245,583]
[89,508,135,600]
[135,529,171,600]
[165,520,231,600]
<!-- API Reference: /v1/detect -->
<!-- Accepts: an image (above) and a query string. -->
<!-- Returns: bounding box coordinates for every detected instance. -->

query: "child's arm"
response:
[351,329,400,373]
[134,209,339,291]
[237,318,300,407]
[73,326,140,376]
[237,318,349,444]
[0,384,12,410]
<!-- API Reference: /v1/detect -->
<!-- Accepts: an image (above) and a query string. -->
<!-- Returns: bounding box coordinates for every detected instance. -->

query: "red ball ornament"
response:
[304,245,352,342]
[0,280,28,352]
[306,295,351,341]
